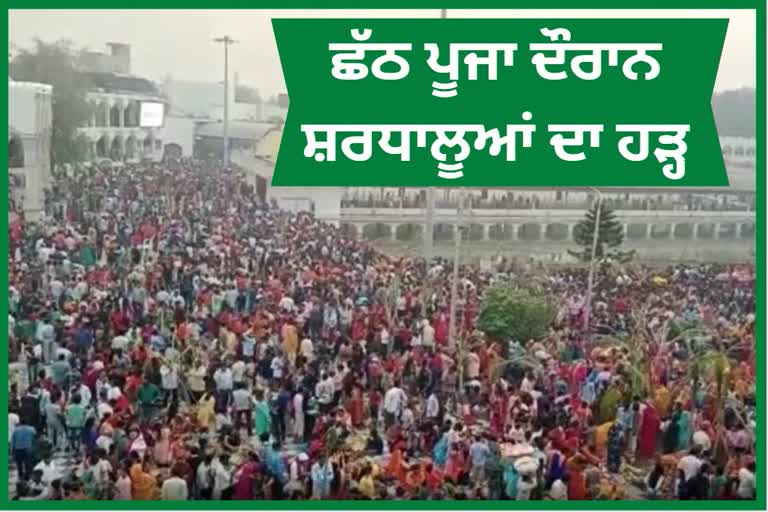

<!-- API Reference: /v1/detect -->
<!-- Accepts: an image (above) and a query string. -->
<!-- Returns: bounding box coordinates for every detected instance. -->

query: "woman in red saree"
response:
[637,401,661,460]
[489,384,508,437]
[425,463,444,492]
[346,384,365,428]
[351,311,367,342]
[433,312,449,346]
[232,453,261,500]
[444,443,466,484]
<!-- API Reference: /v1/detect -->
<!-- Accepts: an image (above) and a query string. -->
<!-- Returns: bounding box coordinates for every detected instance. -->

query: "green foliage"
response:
[569,201,634,263]
[235,84,262,104]
[477,282,555,346]
[10,39,93,165]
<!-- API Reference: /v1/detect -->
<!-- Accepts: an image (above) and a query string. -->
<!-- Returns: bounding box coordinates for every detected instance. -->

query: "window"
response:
[9,136,25,168]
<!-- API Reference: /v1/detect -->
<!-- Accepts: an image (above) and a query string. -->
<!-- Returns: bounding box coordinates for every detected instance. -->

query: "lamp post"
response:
[213,36,237,167]
[583,187,602,341]
[424,7,447,263]
[421,8,446,316]
[449,189,465,389]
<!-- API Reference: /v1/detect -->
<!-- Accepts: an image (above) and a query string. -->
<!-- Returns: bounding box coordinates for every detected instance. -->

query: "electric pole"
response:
[213,36,237,167]
[423,8,447,265]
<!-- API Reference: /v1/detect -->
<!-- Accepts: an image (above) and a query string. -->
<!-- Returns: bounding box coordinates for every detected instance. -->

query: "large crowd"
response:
[7,160,757,501]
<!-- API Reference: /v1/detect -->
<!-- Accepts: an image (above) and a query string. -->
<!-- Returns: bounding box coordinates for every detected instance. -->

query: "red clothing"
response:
[110,310,130,336]
[426,467,444,491]
[433,315,449,345]
[638,404,661,459]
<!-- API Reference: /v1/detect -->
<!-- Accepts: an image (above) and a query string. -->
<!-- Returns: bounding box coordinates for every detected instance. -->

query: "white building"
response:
[231,125,343,224]
[9,80,53,222]
[159,77,288,159]
[77,43,167,162]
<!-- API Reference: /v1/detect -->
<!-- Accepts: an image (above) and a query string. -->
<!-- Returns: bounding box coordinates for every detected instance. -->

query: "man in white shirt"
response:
[91,451,113,495]
[232,383,253,435]
[737,462,756,499]
[550,477,568,500]
[33,454,63,485]
[213,365,234,408]
[8,412,20,446]
[677,447,703,483]
[279,296,295,313]
[271,355,285,381]
[422,320,435,348]
[96,392,114,421]
[465,351,481,380]
[315,373,335,412]
[692,429,712,453]
[400,405,415,431]
[426,391,441,422]
[300,338,314,362]
[160,363,179,405]
[231,359,246,385]
[383,382,407,428]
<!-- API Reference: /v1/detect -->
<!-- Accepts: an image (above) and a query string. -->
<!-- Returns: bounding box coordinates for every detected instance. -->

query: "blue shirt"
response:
[264,447,287,483]
[470,441,490,468]
[242,337,255,358]
[74,328,93,349]
[11,425,36,451]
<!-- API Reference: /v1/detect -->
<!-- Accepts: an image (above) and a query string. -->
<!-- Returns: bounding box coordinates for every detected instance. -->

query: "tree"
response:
[10,39,92,165]
[235,84,261,105]
[477,282,555,348]
[569,201,634,263]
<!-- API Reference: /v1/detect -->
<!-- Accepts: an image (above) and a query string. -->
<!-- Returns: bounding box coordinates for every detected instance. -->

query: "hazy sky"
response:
[9,9,756,97]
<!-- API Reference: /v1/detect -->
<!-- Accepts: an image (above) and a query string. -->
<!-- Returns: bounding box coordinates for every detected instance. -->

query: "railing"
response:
[340,198,754,212]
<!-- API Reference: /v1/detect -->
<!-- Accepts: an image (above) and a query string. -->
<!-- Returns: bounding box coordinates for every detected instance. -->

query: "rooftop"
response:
[80,71,161,96]
[195,121,274,141]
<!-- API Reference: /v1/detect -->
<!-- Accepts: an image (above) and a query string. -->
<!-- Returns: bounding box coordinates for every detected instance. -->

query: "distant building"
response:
[193,120,274,161]
[8,80,53,222]
[231,125,343,224]
[77,43,167,162]
[159,76,288,160]
[720,136,756,165]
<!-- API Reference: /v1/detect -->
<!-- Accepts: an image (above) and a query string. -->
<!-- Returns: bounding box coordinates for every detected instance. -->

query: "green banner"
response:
[272,18,728,187]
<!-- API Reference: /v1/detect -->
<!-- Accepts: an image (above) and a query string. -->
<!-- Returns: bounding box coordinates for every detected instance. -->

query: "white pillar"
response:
[482,224,490,240]
[391,224,399,241]
[714,223,721,240]
[669,223,676,239]
[622,223,628,238]
[509,224,518,241]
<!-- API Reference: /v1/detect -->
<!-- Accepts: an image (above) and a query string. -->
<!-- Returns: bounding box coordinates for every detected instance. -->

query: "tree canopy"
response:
[10,39,92,165]
[569,201,634,263]
[477,281,555,346]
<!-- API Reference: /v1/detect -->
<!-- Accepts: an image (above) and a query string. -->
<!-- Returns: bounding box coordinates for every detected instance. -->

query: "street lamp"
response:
[583,187,602,341]
[449,189,466,392]
[213,36,238,167]
[423,8,448,264]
